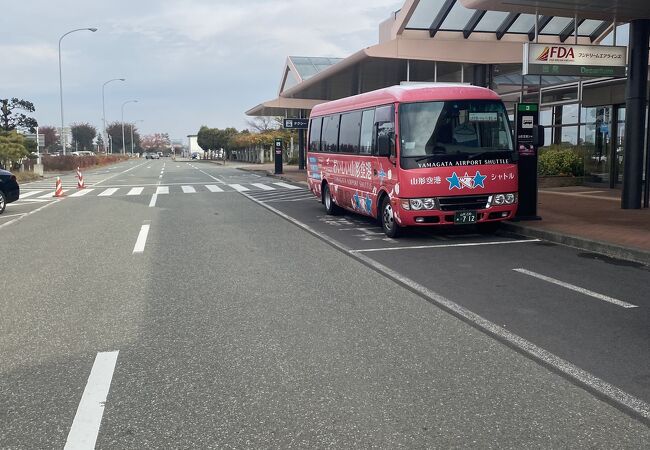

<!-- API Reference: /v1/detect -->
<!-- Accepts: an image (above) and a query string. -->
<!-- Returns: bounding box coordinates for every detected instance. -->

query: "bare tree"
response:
[246,116,282,132]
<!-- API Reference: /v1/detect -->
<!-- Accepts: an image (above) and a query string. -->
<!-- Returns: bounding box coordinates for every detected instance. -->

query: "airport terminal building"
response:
[247,0,650,209]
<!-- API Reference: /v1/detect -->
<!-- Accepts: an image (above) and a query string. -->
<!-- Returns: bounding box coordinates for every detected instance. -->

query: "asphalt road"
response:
[1,159,648,448]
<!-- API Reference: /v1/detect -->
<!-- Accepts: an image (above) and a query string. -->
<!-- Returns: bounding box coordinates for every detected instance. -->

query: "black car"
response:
[0,168,20,214]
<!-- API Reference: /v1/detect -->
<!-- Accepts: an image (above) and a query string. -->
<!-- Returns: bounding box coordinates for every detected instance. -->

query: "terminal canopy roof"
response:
[404,0,612,42]
[460,0,649,22]
[246,0,618,117]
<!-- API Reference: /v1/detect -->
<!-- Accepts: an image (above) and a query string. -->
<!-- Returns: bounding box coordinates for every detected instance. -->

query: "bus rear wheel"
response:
[380,196,400,238]
[323,184,340,215]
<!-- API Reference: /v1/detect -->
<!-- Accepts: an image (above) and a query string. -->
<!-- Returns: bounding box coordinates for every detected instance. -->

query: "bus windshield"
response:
[399,100,513,167]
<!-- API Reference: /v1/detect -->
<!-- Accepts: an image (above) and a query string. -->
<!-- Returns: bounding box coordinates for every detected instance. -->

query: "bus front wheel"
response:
[323,184,340,215]
[380,197,400,238]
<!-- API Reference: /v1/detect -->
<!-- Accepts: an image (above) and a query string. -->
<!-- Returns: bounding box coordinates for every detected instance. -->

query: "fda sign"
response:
[523,43,627,77]
[283,118,309,129]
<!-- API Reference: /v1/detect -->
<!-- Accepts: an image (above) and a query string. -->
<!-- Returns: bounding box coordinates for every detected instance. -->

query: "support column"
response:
[259,146,264,164]
[472,64,488,87]
[622,19,650,209]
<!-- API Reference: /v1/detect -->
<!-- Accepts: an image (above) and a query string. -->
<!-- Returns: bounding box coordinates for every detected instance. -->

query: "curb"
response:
[501,222,650,266]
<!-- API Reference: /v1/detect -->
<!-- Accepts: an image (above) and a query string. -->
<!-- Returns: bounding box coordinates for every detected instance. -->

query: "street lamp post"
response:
[121,100,138,155]
[102,78,125,153]
[131,120,144,156]
[58,27,97,156]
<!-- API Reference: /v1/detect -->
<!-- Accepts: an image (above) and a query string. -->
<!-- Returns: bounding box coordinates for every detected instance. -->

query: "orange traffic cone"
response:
[54,177,64,197]
[76,167,85,189]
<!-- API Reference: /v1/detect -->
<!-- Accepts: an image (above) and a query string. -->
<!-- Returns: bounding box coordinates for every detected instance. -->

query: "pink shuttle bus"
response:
[307,84,518,237]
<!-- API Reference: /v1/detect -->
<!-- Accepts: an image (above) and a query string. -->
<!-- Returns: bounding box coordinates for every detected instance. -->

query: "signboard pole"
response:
[274,138,283,175]
[298,110,306,170]
[514,103,542,220]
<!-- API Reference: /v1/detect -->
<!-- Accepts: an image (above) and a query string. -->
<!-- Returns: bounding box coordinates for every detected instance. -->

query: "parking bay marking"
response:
[351,239,541,253]
[513,268,638,309]
[64,351,119,450]
[241,190,650,422]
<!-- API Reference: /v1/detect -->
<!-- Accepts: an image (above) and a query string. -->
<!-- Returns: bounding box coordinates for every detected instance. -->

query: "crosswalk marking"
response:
[19,190,44,198]
[19,182,300,200]
[251,183,275,191]
[38,190,68,198]
[229,184,249,192]
[69,189,95,197]
[98,188,119,197]
[273,182,301,190]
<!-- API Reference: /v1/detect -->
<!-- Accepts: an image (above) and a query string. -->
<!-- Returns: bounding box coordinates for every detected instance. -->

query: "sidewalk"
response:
[237,163,650,265]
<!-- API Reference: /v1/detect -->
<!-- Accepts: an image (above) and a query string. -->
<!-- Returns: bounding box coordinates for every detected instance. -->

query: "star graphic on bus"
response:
[473,171,486,188]
[364,196,372,213]
[447,172,462,190]
[377,168,387,181]
[353,192,361,209]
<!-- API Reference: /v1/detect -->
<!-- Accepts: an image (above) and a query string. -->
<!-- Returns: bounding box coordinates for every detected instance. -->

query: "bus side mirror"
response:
[376,131,393,157]
[533,125,545,147]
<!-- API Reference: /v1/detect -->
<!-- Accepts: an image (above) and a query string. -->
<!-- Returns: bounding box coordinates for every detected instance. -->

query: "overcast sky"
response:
[2,0,402,141]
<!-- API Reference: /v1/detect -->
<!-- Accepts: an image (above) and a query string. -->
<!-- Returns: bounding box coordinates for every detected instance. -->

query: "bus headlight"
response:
[422,198,437,210]
[401,198,439,210]
[488,193,517,207]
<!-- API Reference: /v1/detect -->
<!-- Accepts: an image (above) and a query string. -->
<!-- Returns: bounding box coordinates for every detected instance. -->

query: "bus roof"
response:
[310,83,501,117]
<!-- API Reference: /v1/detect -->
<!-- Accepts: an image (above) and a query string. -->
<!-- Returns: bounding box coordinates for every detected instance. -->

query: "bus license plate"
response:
[454,210,477,224]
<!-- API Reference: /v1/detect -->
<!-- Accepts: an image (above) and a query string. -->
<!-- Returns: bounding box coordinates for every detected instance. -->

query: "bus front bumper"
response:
[395,202,517,226]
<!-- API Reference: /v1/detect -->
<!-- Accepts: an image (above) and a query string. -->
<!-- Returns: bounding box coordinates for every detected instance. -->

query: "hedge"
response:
[538,146,585,177]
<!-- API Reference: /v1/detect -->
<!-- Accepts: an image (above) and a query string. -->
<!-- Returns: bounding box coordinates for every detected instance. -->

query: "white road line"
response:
[127,187,144,196]
[266,197,315,203]
[133,224,151,253]
[181,185,196,193]
[197,168,225,184]
[353,239,541,253]
[513,268,638,309]
[251,183,275,191]
[69,189,95,198]
[19,190,44,198]
[98,188,119,197]
[0,200,60,230]
[240,191,650,421]
[205,185,224,192]
[155,186,169,194]
[273,182,301,190]
[64,351,119,450]
[229,184,249,192]
[0,212,27,219]
[94,161,148,186]
[149,194,157,207]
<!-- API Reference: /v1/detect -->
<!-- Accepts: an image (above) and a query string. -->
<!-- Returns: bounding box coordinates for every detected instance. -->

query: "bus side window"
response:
[339,111,362,154]
[321,114,340,153]
[309,117,322,152]
[373,105,395,157]
[359,109,375,155]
